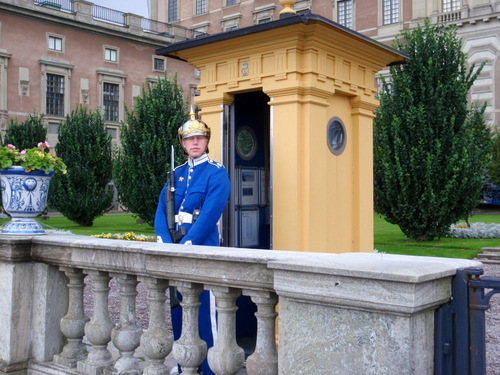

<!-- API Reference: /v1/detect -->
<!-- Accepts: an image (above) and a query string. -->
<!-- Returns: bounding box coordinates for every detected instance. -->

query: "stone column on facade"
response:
[139,277,173,375]
[245,291,278,375]
[77,271,114,375]
[53,267,90,368]
[110,274,143,375]
[207,286,245,375]
[72,0,93,23]
[124,13,144,34]
[171,281,207,375]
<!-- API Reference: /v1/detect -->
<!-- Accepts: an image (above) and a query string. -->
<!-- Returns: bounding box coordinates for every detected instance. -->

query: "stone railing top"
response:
[1,233,481,315]
[269,252,482,283]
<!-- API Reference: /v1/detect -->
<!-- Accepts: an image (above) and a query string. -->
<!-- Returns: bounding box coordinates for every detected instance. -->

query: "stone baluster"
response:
[139,277,173,375]
[245,291,279,375]
[110,274,143,375]
[53,267,89,368]
[77,271,114,375]
[207,286,245,375]
[171,282,207,375]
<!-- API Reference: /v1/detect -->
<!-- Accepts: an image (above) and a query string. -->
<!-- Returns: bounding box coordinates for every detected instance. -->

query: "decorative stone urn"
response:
[0,166,54,235]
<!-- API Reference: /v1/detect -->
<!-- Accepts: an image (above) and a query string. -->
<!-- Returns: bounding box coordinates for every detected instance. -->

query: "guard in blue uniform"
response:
[155,112,230,375]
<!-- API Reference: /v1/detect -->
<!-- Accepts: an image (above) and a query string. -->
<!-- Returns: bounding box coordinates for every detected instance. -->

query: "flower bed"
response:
[447,222,500,239]
[92,232,156,242]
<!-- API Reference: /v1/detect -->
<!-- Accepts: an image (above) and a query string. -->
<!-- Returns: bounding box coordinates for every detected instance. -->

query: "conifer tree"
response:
[374,21,491,240]
[48,106,113,226]
[4,114,47,150]
[114,75,188,226]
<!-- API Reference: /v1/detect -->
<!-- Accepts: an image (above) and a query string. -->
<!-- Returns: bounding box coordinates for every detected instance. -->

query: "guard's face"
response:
[182,135,209,159]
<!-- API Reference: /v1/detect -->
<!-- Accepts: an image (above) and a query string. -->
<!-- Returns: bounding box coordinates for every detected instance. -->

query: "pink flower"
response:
[20,150,26,154]
[37,141,50,149]
[6,144,15,150]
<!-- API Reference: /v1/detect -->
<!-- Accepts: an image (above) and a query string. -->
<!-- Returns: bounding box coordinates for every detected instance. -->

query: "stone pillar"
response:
[139,277,173,375]
[271,252,483,375]
[245,291,278,375]
[78,271,114,375]
[53,267,89,368]
[0,236,68,374]
[171,282,207,375]
[72,0,93,23]
[110,274,143,375]
[207,286,245,375]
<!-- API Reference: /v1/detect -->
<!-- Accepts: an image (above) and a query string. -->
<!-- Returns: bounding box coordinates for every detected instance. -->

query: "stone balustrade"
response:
[0,233,482,375]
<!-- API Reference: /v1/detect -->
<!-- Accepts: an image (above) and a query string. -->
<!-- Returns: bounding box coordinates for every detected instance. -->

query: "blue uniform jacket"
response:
[155,153,230,246]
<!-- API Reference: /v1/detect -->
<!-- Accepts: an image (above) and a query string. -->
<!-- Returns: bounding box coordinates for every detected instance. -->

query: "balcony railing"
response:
[34,0,72,13]
[30,0,190,41]
[91,4,125,26]
[0,233,481,374]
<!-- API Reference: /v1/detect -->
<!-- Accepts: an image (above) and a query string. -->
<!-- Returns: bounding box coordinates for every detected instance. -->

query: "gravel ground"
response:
[484,263,500,375]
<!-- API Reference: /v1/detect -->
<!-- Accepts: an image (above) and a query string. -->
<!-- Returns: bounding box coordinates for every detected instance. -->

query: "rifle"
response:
[166,145,177,242]
[166,146,181,309]
[166,145,187,244]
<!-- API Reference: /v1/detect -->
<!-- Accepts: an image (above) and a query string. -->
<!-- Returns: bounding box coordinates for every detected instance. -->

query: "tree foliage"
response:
[48,106,113,226]
[114,75,188,226]
[374,20,492,241]
[4,114,47,149]
[488,128,500,186]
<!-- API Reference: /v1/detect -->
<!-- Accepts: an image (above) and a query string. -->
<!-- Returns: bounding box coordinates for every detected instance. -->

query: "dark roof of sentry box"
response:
[155,11,409,64]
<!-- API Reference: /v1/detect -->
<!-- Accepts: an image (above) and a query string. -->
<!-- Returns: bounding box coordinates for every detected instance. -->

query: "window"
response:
[103,83,119,122]
[48,36,63,51]
[105,47,118,62]
[195,0,207,15]
[168,0,178,21]
[253,4,275,25]
[226,0,238,5]
[338,0,353,28]
[40,58,73,118]
[443,0,460,12]
[48,122,59,146]
[222,13,241,31]
[383,0,399,25]
[153,57,166,72]
[46,73,64,117]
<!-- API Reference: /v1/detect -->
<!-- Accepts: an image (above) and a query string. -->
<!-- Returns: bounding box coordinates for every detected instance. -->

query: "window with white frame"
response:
[443,0,460,12]
[168,0,178,21]
[383,0,399,25]
[226,0,238,6]
[104,47,118,63]
[195,0,207,15]
[337,0,353,28]
[48,35,63,52]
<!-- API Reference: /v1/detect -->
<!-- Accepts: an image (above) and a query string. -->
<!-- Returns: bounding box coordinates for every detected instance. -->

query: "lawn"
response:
[1,211,499,260]
[374,213,500,259]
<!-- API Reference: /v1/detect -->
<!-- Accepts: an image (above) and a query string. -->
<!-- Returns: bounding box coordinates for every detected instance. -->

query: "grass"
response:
[1,211,499,260]
[374,212,500,259]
